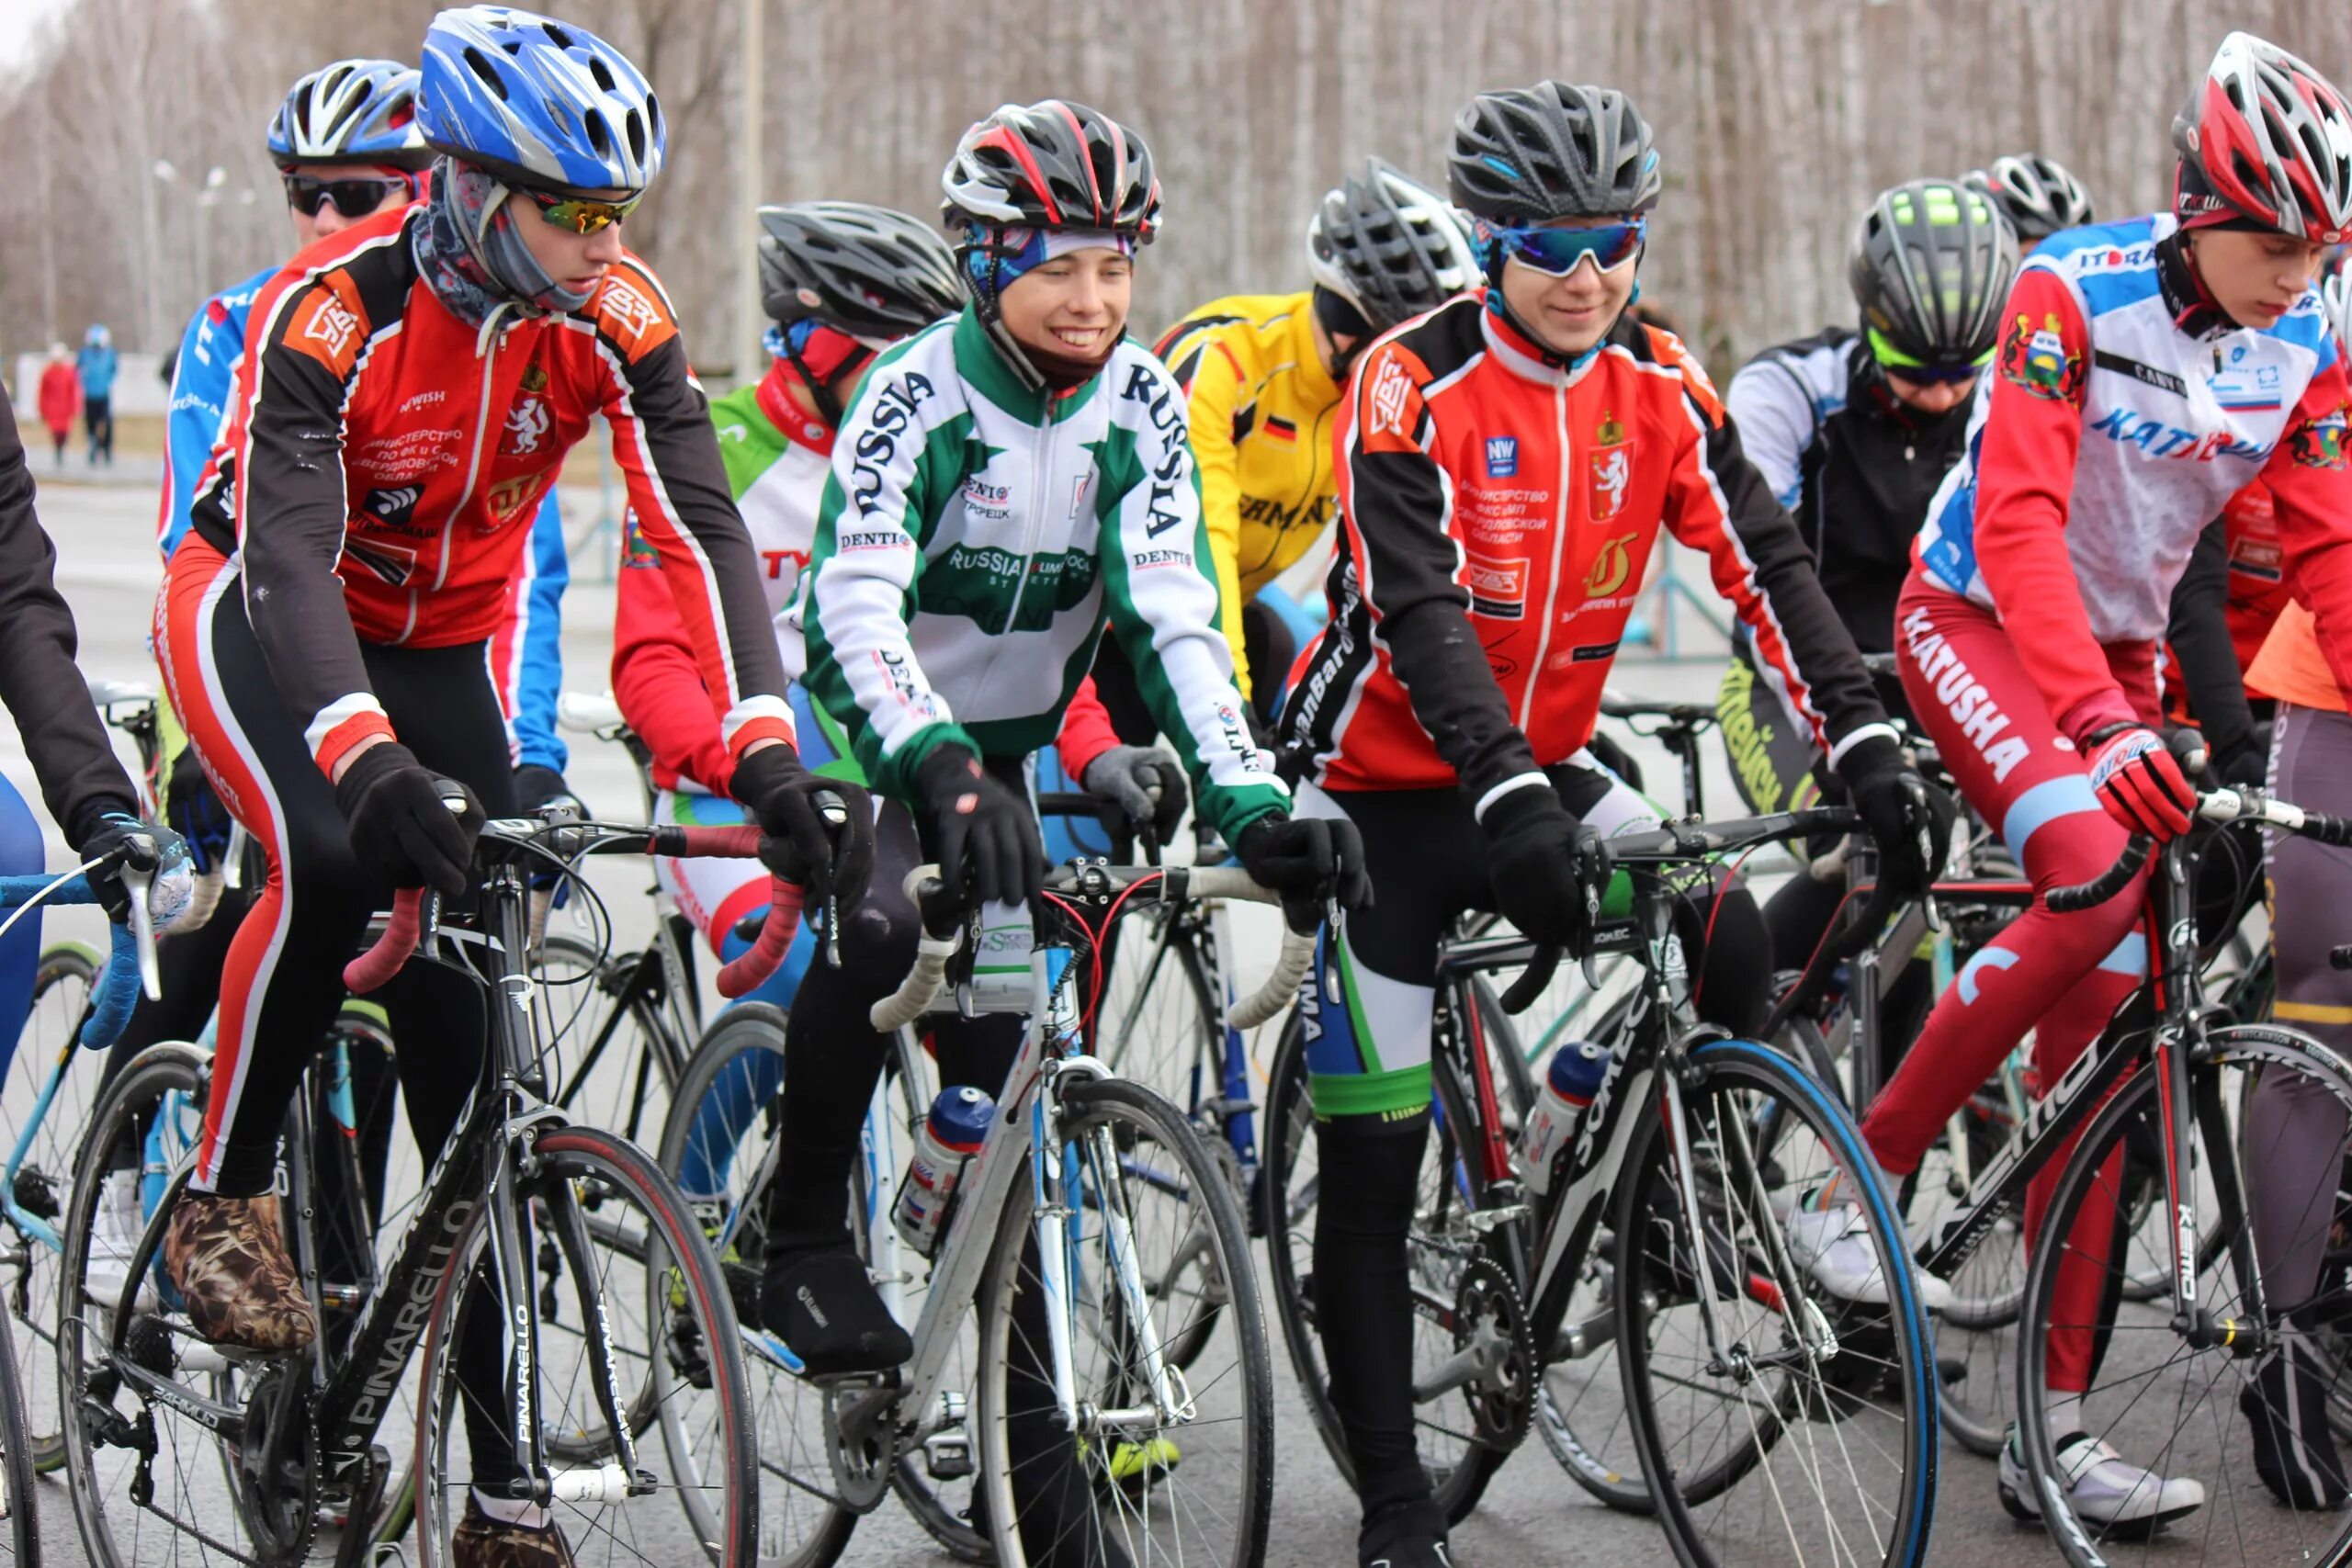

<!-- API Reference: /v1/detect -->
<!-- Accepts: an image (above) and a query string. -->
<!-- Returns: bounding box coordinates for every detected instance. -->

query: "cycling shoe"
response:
[759,1245,910,1377]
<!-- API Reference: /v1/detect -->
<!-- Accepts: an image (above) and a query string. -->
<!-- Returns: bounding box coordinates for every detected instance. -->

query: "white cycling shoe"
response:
[1783,1199,1953,1313]
[85,1169,158,1312]
[1998,1427,2206,1535]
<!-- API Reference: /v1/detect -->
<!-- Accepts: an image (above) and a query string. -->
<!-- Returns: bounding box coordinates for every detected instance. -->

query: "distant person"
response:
[36,344,78,468]
[76,324,116,467]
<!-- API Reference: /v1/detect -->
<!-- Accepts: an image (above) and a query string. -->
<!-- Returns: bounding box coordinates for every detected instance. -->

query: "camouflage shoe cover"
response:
[162,1192,317,1352]
[452,1495,577,1568]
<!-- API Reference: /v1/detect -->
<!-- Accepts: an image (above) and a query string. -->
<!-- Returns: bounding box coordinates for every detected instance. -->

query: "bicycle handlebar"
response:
[0,863,154,1048]
[2046,786,2352,913]
[867,863,1313,1032]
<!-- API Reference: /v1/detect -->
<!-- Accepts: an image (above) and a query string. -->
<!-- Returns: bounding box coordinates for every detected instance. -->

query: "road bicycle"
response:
[684,858,1302,1567]
[1262,806,1941,1566]
[56,809,769,1567]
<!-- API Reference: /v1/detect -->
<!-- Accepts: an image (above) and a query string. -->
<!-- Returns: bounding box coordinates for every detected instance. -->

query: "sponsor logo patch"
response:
[1484,435,1518,477]
[1463,552,1529,619]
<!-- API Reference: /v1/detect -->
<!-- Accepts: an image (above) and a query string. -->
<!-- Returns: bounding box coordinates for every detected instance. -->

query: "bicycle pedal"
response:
[922,1429,974,1480]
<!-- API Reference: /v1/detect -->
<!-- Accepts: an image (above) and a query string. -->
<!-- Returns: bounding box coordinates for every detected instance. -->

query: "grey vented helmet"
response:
[1849,178,2018,372]
[757,202,963,338]
[1305,160,1480,333]
[1447,82,1661,223]
[1962,154,2096,243]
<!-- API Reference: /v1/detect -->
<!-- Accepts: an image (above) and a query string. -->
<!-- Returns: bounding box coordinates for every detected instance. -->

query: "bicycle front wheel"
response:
[1616,1037,1938,1568]
[0,1311,38,1564]
[411,1123,758,1568]
[976,1075,1272,1568]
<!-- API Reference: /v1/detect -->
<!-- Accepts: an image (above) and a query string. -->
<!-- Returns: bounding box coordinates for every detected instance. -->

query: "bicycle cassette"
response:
[1451,1254,1536,1451]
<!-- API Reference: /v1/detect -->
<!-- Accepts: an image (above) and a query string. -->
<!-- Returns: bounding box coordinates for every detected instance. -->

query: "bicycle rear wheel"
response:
[535,933,685,1152]
[411,1123,757,1567]
[1617,1037,1937,1568]
[977,1075,1272,1568]
[2016,1028,2352,1568]
[1260,1015,1507,1522]
[5,941,102,1475]
[0,1311,38,1563]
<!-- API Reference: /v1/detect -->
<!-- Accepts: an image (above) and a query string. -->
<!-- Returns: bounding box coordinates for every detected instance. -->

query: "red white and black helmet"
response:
[2172,31,2352,243]
[941,99,1159,241]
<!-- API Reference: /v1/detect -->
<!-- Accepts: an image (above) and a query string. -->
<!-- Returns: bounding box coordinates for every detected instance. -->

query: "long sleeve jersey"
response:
[1286,293,1891,808]
[1915,214,2352,741]
[784,307,1288,841]
[182,205,791,778]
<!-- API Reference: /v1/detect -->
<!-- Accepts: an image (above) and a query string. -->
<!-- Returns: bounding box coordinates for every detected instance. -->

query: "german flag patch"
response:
[1264,415,1298,443]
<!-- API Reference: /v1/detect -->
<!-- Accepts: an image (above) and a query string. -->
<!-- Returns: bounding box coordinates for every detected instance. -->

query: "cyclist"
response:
[1962,152,2098,255]
[154,9,863,1561]
[1791,31,2352,1530]
[614,199,1174,1190]
[1717,177,2014,992]
[771,97,1361,1558]
[1279,82,1948,1568]
[1086,160,1477,740]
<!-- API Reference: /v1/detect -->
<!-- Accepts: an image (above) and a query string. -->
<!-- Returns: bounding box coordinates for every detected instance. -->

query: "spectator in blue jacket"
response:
[75,323,117,467]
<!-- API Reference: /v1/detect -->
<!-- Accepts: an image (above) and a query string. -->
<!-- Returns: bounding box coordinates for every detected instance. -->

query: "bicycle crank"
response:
[821,1377,899,1512]
[1420,1254,1535,1451]
[233,1365,320,1566]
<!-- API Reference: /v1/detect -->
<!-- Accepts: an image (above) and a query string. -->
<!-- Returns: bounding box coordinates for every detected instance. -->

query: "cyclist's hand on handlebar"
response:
[1479,784,1600,952]
[76,808,192,924]
[512,761,584,817]
[1836,735,1955,895]
[2083,723,2195,841]
[913,743,1044,908]
[1236,813,1369,931]
[334,742,482,899]
[1080,743,1189,847]
[732,744,875,911]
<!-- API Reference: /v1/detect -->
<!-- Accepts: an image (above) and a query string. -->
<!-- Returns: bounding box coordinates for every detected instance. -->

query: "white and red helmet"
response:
[2172,31,2352,243]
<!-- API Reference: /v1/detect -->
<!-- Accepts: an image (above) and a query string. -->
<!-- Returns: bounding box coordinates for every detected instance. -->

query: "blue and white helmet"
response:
[417,6,664,193]
[268,59,431,172]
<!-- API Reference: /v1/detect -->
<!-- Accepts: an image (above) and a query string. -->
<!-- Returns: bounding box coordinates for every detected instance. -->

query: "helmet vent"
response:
[543,22,576,50]
[463,47,508,99]
[589,55,616,93]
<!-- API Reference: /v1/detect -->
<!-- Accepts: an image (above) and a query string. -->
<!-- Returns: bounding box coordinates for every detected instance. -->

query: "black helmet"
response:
[757,202,963,339]
[1447,82,1661,224]
[1962,154,2096,243]
[1849,178,2018,374]
[940,99,1159,241]
[1306,160,1480,333]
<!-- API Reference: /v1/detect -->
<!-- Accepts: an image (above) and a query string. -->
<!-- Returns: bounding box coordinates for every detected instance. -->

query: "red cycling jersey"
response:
[185,205,793,777]
[1287,294,1889,805]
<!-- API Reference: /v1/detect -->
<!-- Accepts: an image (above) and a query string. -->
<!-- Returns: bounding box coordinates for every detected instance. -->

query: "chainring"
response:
[1450,1253,1536,1452]
[822,1379,899,1512]
[233,1365,320,1566]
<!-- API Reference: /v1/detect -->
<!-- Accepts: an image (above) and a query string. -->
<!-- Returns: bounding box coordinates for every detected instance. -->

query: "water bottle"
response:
[1520,1041,1611,1197]
[896,1087,996,1256]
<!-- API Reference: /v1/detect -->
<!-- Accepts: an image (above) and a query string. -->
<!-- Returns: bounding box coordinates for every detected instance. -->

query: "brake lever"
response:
[1576,834,1609,990]
[121,863,161,1000]
[815,791,848,971]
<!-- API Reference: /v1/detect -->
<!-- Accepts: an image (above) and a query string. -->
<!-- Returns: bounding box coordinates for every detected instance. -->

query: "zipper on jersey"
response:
[1519,378,1574,730]
[435,311,510,606]
[999,415,1054,637]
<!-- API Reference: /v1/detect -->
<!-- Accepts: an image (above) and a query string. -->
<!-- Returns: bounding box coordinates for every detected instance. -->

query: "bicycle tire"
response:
[411,1122,760,1568]
[975,1074,1272,1568]
[6,942,100,1476]
[1259,1014,1507,1524]
[1616,1038,1938,1568]
[2015,1027,2352,1567]
[0,1309,39,1564]
[655,1002,858,1568]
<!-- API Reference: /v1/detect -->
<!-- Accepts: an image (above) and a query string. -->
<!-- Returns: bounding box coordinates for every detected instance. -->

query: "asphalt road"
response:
[4,477,2325,1566]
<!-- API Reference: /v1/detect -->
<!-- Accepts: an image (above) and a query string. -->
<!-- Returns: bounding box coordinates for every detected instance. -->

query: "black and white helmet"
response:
[1305,160,1479,334]
[1447,82,1661,224]
[1962,154,2096,243]
[267,58,432,172]
[758,203,964,339]
[940,99,1159,241]
[1849,178,2018,373]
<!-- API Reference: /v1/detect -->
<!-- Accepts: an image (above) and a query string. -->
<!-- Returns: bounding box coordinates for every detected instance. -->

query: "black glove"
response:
[75,806,164,922]
[1235,813,1370,932]
[513,762,582,817]
[1834,735,1955,897]
[1081,744,1189,847]
[1480,784,1602,951]
[730,744,875,911]
[334,742,483,900]
[164,746,233,876]
[2214,729,2269,789]
[912,743,1045,908]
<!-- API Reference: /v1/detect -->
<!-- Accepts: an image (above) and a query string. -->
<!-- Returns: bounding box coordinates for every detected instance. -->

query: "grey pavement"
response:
[3,479,2288,1566]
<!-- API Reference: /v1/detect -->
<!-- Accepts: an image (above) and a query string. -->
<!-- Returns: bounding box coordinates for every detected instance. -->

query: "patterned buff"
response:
[410,156,594,329]
[964,226,1136,389]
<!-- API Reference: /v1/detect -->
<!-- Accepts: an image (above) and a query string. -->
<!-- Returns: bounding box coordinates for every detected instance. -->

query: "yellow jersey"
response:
[1154,292,1341,697]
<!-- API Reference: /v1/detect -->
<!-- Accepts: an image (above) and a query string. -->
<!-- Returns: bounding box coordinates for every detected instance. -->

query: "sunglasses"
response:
[1868,328,1992,385]
[283,174,414,220]
[515,184,643,234]
[1491,218,1647,277]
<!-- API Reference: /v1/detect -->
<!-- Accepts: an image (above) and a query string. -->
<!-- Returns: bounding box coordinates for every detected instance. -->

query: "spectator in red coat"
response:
[34,346,78,468]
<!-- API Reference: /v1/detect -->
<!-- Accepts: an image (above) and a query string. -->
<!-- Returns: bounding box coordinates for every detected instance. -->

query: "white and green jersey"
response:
[786,307,1289,840]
